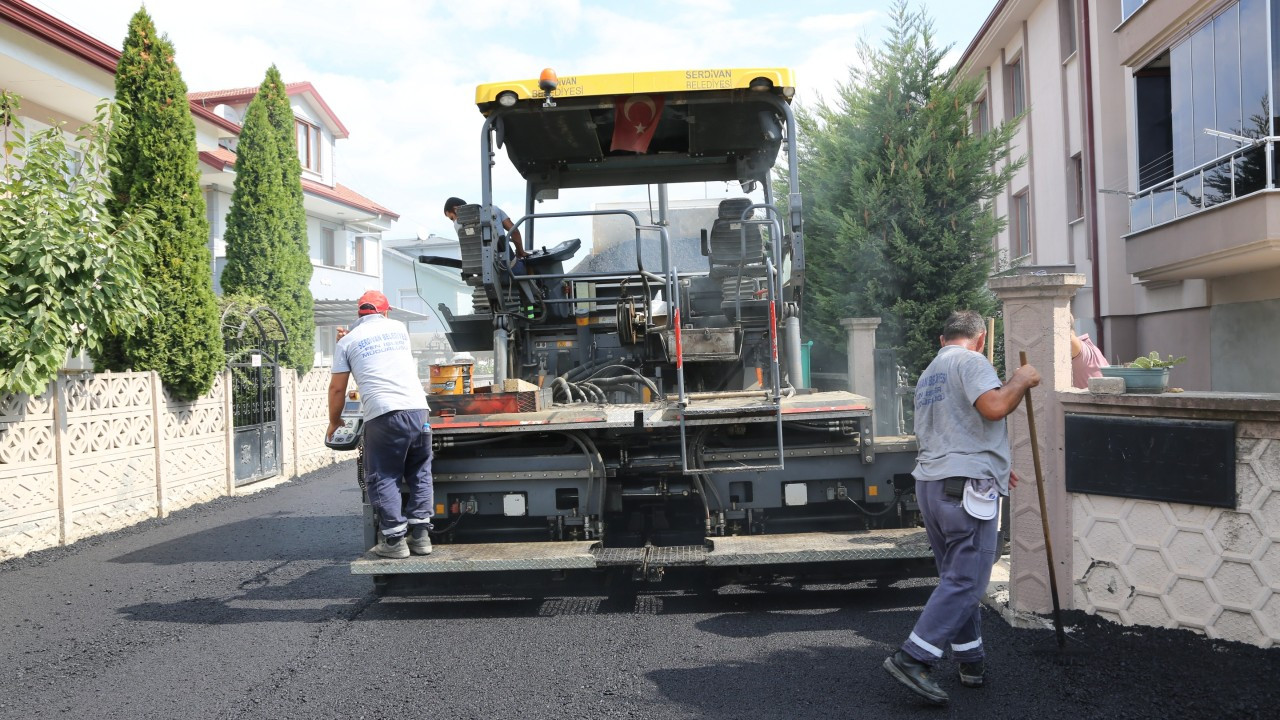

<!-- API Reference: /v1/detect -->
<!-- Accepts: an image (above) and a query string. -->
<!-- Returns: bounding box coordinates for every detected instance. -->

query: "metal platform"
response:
[350,540,599,574]
[351,529,933,576]
[427,391,874,434]
[704,529,932,566]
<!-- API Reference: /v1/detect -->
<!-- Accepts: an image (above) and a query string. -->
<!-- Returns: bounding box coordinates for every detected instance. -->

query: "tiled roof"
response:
[198,149,398,219]
[0,0,241,135]
[188,82,311,102]
[188,81,350,138]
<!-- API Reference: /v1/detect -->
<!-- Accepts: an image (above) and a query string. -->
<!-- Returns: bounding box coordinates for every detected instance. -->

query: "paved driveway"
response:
[1,462,1276,719]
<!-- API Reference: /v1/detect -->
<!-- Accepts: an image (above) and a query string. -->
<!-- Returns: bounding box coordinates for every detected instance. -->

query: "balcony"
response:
[1125,137,1280,282]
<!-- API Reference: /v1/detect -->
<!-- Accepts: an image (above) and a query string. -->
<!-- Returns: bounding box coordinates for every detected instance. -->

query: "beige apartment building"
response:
[962,0,1280,391]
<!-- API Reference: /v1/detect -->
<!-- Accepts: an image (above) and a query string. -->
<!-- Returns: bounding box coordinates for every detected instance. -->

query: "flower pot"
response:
[1099,366,1169,393]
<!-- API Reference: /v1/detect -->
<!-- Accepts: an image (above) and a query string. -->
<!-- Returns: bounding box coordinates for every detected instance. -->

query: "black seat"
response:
[708,198,765,268]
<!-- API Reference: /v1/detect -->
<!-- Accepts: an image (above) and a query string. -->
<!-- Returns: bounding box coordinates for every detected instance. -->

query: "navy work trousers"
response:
[902,478,999,665]
[362,409,433,539]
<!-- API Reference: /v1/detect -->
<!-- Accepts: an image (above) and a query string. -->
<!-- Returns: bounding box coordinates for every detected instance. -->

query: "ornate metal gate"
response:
[222,305,288,486]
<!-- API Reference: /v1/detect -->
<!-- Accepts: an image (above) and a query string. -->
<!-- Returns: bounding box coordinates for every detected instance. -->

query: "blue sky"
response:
[36,0,998,245]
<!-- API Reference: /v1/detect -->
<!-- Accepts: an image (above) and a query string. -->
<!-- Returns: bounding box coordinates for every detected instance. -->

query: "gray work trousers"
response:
[901,478,999,665]
[363,409,434,539]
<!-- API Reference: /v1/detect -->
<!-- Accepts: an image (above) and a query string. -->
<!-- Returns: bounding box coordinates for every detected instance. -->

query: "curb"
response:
[984,556,1057,631]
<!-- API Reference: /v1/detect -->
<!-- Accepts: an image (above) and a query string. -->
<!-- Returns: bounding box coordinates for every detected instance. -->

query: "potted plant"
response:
[1100,352,1186,393]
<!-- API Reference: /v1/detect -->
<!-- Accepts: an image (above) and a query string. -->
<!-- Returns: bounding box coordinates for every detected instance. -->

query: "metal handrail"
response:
[1128,135,1273,233]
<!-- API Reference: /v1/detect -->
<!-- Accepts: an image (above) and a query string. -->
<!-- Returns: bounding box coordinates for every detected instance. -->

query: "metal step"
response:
[350,529,933,575]
[705,529,932,566]
[350,540,599,574]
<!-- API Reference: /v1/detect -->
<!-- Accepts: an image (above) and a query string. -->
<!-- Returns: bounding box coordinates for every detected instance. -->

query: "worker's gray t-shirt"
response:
[911,345,1011,494]
[333,314,428,421]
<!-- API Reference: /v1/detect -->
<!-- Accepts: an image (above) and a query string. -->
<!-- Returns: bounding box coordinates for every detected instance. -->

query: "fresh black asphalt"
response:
[1,461,1277,719]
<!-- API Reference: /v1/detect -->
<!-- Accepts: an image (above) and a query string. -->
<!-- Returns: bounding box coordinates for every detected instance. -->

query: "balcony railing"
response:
[1128,137,1273,234]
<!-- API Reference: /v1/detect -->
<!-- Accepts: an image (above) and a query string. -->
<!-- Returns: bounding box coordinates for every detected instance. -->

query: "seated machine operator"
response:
[443,196,527,267]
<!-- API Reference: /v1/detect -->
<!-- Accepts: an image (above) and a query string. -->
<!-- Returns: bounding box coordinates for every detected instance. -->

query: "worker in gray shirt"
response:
[883,310,1040,705]
[327,290,433,559]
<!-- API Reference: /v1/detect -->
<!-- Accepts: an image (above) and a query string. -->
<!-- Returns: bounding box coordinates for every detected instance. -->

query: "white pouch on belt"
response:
[962,478,1000,521]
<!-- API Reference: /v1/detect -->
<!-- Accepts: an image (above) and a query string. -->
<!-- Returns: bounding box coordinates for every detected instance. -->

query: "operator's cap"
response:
[357,290,390,316]
[962,479,1000,521]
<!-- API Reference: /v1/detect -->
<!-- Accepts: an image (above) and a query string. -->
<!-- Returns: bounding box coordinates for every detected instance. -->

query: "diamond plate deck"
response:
[350,540,599,574]
[591,547,648,567]
[352,530,933,575]
[704,529,933,566]
[647,545,709,567]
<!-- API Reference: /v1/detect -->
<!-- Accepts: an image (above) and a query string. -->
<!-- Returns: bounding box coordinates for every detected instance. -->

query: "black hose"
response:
[427,512,468,536]
[844,492,903,517]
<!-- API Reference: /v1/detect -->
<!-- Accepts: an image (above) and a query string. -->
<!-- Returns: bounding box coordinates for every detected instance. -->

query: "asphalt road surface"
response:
[2,462,1277,720]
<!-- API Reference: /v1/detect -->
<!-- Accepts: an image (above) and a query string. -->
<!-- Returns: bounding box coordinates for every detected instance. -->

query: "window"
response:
[973,94,990,136]
[1121,0,1148,22]
[1069,154,1085,222]
[1060,0,1077,60]
[1005,57,1025,119]
[322,227,336,266]
[296,119,321,173]
[1134,0,1267,191]
[346,235,364,272]
[399,290,432,334]
[1011,191,1031,258]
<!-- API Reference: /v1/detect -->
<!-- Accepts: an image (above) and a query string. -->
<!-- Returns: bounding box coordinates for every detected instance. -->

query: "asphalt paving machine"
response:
[350,68,933,592]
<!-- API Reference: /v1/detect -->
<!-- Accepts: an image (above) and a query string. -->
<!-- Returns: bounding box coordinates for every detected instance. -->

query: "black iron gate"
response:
[222,305,288,486]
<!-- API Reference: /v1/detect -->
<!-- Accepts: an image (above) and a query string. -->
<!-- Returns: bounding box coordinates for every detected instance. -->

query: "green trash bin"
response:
[800,340,814,388]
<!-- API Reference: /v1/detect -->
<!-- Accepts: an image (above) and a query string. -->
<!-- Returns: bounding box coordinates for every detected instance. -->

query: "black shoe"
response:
[882,650,948,705]
[958,661,985,688]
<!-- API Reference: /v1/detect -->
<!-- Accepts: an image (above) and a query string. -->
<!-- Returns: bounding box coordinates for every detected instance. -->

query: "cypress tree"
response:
[793,1,1024,379]
[221,67,315,373]
[91,8,223,401]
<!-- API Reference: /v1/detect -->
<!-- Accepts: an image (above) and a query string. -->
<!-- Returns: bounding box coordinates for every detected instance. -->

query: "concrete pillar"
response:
[988,272,1085,615]
[840,317,881,400]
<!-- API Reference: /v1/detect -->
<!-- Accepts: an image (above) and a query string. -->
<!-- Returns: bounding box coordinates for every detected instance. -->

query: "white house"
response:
[1,0,412,367]
[188,82,405,363]
[381,233,473,373]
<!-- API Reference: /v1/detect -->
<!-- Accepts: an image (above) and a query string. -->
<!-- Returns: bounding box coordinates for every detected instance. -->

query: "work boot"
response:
[408,524,433,556]
[373,533,409,559]
[883,650,949,705]
[958,660,986,688]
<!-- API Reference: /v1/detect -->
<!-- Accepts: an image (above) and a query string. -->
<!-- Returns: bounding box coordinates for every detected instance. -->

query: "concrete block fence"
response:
[0,367,352,562]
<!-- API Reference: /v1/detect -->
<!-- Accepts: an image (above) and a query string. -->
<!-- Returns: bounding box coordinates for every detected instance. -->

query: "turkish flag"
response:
[610,94,665,154]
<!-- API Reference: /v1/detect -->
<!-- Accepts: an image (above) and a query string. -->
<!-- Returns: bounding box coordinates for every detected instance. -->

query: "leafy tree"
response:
[790,1,1024,379]
[90,8,223,400]
[221,67,315,373]
[0,94,155,395]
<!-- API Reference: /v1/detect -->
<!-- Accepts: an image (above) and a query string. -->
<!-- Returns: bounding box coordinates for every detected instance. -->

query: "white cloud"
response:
[33,0,990,248]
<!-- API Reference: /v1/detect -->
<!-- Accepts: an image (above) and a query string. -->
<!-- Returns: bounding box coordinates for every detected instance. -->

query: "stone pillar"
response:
[988,273,1084,615]
[840,317,881,399]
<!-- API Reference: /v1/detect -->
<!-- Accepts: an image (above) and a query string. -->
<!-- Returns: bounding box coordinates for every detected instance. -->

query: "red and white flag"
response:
[610,94,665,153]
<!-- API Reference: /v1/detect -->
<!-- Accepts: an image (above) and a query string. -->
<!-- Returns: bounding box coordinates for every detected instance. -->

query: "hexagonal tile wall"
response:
[1208,561,1267,609]
[1122,501,1174,546]
[1165,578,1218,629]
[1162,530,1220,577]
[1212,512,1264,558]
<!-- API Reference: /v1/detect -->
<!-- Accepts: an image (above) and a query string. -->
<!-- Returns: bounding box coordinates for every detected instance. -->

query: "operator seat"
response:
[706,198,769,315]
[453,203,526,313]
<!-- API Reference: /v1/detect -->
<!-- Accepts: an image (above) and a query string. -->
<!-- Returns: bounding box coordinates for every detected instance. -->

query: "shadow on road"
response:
[113,572,935,629]
[109,515,362,564]
[647,645,957,720]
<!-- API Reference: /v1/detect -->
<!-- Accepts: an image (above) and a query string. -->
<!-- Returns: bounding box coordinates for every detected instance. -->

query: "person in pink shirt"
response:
[1070,315,1108,389]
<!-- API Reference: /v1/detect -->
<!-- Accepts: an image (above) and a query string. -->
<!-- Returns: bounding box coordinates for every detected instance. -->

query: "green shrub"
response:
[0,94,155,396]
[220,66,315,373]
[90,8,223,401]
